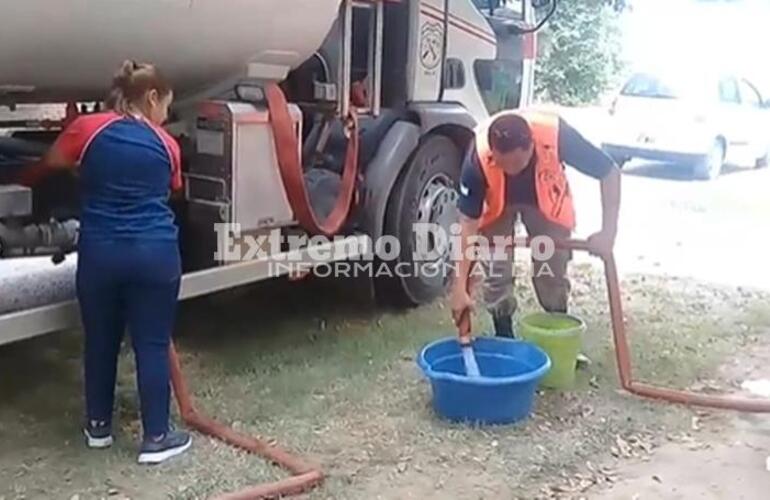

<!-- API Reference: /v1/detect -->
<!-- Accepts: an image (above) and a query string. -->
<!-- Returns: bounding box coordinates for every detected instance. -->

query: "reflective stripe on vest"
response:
[474,109,576,230]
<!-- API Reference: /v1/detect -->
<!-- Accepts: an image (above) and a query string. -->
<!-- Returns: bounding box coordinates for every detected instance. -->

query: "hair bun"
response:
[106,60,172,115]
[117,59,138,80]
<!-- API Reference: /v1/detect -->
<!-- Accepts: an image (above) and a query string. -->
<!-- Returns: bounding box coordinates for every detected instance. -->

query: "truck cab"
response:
[0,0,553,344]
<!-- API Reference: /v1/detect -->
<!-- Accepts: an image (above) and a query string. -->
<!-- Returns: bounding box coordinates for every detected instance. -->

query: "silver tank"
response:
[0,0,341,103]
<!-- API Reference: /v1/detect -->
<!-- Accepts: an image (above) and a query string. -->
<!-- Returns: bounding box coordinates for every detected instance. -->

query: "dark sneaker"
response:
[83,420,113,449]
[137,429,192,465]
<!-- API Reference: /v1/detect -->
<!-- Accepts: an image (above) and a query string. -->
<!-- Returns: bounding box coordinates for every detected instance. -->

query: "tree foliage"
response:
[534,0,626,105]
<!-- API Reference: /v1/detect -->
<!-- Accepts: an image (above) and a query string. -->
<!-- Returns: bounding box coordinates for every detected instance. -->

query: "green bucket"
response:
[519,312,585,389]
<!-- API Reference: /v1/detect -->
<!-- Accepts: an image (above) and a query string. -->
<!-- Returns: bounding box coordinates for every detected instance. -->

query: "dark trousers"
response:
[480,205,572,336]
[77,239,181,438]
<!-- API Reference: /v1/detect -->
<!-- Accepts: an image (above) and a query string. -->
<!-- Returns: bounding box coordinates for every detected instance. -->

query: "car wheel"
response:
[375,134,462,307]
[692,139,725,180]
[755,144,769,169]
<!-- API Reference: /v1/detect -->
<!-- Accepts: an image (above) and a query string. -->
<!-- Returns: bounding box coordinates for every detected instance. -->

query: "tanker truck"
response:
[0,0,554,345]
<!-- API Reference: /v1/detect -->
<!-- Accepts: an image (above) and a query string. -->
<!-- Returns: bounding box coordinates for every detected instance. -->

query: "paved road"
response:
[562,107,770,291]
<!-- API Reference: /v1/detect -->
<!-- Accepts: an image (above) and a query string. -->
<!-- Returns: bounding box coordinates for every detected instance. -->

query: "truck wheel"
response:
[377,134,462,307]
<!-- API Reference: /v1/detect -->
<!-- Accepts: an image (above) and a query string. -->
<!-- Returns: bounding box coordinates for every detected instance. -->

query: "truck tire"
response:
[377,134,462,307]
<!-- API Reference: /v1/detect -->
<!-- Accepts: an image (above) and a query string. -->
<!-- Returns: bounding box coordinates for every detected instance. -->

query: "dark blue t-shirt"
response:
[52,112,182,242]
[458,117,615,219]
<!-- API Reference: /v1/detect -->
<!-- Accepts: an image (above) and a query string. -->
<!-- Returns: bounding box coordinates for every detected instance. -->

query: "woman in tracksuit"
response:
[39,60,191,464]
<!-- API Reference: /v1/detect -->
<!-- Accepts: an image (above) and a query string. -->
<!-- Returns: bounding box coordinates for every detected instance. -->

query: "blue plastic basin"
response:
[417,337,551,425]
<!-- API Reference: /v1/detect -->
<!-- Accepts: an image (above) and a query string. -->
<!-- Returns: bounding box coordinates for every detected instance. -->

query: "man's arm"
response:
[451,145,486,337]
[599,167,621,245]
[454,143,486,286]
[454,213,480,300]
[558,117,621,255]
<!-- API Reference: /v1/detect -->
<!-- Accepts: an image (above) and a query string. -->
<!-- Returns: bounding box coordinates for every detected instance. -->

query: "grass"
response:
[1,265,769,499]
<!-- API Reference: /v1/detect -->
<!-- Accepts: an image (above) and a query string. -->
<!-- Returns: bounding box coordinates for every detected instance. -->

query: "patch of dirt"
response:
[587,437,770,500]
[584,319,770,500]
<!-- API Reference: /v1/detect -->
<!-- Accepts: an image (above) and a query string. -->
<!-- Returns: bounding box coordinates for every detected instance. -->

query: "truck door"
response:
[406,0,454,104]
[438,1,541,120]
[402,1,544,121]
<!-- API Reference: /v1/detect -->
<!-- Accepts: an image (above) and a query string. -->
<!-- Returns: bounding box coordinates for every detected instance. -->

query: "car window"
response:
[718,78,741,104]
[621,73,682,99]
[738,79,762,108]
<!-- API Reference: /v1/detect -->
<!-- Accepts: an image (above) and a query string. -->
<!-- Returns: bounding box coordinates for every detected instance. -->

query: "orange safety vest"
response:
[475,109,576,231]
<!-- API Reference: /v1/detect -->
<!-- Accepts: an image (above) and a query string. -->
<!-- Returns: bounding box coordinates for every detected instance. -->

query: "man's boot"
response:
[492,314,516,339]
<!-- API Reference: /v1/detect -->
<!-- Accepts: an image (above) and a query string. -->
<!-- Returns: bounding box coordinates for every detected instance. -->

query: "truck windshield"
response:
[473,0,501,9]
[472,0,525,18]
[474,59,523,113]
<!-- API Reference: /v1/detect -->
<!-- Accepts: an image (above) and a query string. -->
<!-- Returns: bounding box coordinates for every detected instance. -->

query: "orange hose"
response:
[168,345,324,499]
[597,250,770,412]
[161,76,364,499]
[265,83,359,237]
[556,239,770,412]
[161,80,360,498]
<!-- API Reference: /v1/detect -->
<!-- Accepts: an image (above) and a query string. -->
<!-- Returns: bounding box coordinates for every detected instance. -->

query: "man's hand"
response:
[451,288,474,343]
[586,229,616,257]
[451,214,480,344]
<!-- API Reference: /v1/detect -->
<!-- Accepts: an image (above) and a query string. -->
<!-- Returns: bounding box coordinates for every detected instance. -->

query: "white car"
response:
[602,71,770,179]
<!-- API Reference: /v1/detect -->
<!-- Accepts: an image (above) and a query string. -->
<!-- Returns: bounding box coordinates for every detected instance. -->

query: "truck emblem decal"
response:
[419,21,443,71]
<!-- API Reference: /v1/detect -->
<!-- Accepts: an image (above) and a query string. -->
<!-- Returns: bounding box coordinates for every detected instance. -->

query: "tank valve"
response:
[0,218,79,259]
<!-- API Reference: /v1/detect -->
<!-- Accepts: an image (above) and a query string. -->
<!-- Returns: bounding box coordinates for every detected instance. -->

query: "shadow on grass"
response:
[0,275,429,426]
[173,275,433,366]
[177,275,382,347]
[188,275,453,421]
[0,329,83,433]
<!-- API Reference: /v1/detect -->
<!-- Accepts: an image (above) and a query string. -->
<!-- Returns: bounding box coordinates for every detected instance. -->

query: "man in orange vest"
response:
[451,110,621,342]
